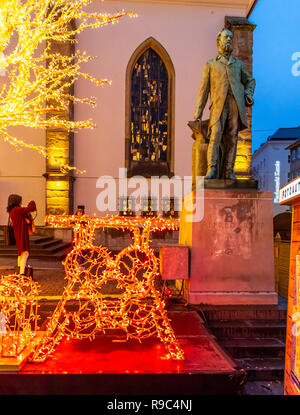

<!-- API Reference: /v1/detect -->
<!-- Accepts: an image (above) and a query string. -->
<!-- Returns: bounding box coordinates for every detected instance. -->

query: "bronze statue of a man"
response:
[194,28,255,179]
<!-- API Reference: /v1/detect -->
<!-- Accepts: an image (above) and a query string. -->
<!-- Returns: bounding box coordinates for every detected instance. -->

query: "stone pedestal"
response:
[179,187,277,305]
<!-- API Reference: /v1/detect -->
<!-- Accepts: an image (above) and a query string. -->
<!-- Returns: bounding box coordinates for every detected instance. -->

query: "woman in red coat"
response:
[7,194,37,275]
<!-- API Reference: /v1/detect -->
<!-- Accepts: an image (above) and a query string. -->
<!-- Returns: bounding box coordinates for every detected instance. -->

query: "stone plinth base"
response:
[179,188,277,305]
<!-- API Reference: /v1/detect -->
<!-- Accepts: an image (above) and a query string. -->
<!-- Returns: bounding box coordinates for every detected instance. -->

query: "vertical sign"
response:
[274,161,280,203]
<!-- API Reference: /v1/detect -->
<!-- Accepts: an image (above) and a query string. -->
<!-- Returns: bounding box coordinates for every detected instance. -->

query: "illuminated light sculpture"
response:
[0,0,136,173]
[0,275,39,361]
[31,215,184,362]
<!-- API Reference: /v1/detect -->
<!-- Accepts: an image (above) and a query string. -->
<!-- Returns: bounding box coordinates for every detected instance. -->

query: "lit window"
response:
[128,46,173,177]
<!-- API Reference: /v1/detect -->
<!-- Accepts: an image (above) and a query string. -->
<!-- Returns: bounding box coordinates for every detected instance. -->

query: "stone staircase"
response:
[0,233,72,261]
[197,305,287,395]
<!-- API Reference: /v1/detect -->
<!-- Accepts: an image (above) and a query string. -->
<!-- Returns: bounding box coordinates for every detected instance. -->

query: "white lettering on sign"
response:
[292,52,300,77]
[279,177,300,204]
[274,161,280,203]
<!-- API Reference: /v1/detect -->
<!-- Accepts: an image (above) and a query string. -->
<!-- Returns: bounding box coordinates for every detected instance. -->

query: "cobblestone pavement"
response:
[0,257,67,297]
[0,257,168,297]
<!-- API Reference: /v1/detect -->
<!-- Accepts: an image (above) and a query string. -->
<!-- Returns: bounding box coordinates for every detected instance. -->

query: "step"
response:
[219,338,286,358]
[30,247,71,260]
[38,239,65,249]
[0,241,71,253]
[29,235,55,243]
[0,237,66,250]
[0,236,54,246]
[0,247,71,256]
[0,250,70,261]
[196,306,287,322]
[30,236,56,245]
[242,380,284,395]
[0,246,62,254]
[47,242,72,254]
[208,320,286,340]
[236,358,284,381]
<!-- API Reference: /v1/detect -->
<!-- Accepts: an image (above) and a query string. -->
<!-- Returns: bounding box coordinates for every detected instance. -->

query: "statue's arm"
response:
[194,61,210,120]
[241,62,255,98]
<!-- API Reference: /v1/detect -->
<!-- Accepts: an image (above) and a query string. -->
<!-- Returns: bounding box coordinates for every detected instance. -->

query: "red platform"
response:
[0,311,246,395]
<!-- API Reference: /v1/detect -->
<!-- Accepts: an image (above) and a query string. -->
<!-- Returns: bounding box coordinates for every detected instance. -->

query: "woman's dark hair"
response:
[7,194,22,213]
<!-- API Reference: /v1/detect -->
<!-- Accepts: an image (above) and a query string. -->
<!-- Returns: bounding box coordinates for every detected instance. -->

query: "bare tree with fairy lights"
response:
[0,0,135,173]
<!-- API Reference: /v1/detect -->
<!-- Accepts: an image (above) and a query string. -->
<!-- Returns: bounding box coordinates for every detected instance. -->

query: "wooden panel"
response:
[278,242,290,298]
[291,223,300,241]
[292,205,300,222]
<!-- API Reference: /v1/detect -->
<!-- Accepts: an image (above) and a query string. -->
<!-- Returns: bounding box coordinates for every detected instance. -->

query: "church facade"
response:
[0,0,256,225]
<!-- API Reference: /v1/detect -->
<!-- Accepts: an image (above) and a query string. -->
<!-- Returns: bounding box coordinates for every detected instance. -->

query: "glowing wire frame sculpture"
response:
[0,274,39,358]
[31,215,184,361]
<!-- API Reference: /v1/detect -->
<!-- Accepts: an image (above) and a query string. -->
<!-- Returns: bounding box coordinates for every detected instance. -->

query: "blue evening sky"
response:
[249,0,300,153]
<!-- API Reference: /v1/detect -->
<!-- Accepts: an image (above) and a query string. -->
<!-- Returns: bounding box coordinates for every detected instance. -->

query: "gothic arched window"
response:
[125,38,175,177]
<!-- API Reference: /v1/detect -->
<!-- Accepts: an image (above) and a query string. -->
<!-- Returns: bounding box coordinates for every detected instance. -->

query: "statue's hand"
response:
[188,118,202,135]
[245,95,254,107]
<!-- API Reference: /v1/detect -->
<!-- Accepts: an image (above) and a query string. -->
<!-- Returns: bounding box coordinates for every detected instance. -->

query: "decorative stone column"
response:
[44,23,75,215]
[225,16,256,180]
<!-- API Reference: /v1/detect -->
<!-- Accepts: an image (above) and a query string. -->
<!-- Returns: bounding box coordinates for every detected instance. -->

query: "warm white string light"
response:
[0,0,136,173]
[31,215,184,362]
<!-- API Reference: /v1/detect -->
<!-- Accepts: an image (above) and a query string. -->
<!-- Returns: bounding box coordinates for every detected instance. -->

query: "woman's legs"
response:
[19,251,29,275]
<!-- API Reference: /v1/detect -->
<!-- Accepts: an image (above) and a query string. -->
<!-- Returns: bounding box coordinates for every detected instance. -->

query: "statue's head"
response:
[216,28,233,55]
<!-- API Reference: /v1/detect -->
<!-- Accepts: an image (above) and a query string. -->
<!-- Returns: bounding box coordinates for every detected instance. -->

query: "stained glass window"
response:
[130,48,169,169]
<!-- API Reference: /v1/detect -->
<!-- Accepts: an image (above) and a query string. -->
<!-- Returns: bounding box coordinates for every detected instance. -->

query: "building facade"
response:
[0,0,256,225]
[286,138,300,181]
[252,128,300,216]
